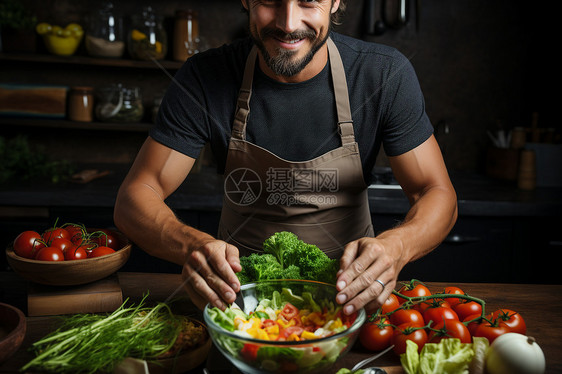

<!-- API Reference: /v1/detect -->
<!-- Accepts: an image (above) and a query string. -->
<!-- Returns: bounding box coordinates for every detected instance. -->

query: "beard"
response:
[250,26,330,77]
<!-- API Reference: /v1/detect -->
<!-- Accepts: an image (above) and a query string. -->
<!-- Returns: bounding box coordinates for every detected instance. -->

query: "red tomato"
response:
[428,319,471,344]
[42,227,71,245]
[35,247,65,261]
[423,305,459,327]
[359,317,393,351]
[90,230,120,250]
[489,309,526,335]
[389,308,425,328]
[240,343,259,361]
[88,246,116,258]
[280,326,304,339]
[396,282,431,304]
[64,224,86,245]
[13,230,45,259]
[472,320,510,344]
[280,303,298,320]
[50,238,74,253]
[381,294,400,315]
[391,323,428,355]
[443,286,466,306]
[64,245,88,260]
[452,300,482,321]
[416,298,452,314]
[463,313,483,336]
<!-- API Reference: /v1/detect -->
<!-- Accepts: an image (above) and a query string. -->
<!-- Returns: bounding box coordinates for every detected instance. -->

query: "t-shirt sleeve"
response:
[380,50,433,157]
[149,60,210,159]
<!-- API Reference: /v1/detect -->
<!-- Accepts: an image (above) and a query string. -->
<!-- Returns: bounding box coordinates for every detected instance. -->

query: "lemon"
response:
[65,23,83,32]
[131,29,147,41]
[36,23,52,35]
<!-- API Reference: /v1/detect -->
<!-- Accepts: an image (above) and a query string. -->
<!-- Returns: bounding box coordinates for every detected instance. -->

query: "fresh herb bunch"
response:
[237,231,340,285]
[0,135,74,184]
[21,296,192,374]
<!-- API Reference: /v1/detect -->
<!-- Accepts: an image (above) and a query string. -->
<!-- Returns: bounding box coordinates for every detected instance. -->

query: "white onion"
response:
[486,333,545,374]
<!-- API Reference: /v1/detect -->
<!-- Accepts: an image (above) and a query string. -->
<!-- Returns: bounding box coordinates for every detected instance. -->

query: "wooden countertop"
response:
[1,272,561,373]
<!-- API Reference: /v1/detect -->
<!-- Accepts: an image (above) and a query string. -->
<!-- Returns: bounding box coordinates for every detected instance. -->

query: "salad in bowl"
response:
[204,279,366,374]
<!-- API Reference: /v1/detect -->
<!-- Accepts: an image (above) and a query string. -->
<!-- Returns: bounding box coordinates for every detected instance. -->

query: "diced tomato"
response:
[262,319,276,328]
[280,326,304,339]
[240,343,259,361]
[280,303,298,320]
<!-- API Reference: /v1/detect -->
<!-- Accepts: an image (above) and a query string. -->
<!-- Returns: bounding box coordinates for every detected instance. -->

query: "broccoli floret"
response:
[238,253,279,284]
[255,261,284,280]
[263,231,300,268]
[287,243,339,284]
[282,264,302,280]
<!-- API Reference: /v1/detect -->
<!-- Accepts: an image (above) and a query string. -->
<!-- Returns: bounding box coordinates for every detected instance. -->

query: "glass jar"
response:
[128,6,167,61]
[68,86,94,122]
[85,2,125,58]
[173,9,199,61]
[95,84,144,123]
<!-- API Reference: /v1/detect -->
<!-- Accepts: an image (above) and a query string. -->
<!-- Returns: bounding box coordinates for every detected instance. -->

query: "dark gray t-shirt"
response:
[151,32,433,185]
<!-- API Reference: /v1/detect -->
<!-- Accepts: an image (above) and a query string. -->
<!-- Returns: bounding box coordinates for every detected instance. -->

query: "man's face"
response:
[243,0,339,78]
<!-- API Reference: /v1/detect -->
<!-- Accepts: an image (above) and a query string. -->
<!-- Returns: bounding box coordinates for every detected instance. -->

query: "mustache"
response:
[261,28,317,40]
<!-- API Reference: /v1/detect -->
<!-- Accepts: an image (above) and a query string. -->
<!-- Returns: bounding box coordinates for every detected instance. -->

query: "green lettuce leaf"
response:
[400,340,421,374]
[418,338,474,374]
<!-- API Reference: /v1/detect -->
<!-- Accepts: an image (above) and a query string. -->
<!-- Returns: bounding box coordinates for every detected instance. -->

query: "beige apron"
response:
[218,38,374,258]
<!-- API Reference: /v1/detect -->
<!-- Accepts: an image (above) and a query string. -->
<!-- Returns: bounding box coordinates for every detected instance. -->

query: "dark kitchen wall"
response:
[7,0,555,173]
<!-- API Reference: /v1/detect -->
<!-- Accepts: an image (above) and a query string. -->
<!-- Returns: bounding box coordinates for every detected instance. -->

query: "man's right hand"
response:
[182,239,242,310]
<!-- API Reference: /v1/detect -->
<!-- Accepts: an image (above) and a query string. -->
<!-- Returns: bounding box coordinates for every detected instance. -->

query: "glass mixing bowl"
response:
[204,279,366,374]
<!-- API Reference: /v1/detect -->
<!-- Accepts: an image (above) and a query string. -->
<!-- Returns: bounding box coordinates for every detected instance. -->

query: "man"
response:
[114,0,457,315]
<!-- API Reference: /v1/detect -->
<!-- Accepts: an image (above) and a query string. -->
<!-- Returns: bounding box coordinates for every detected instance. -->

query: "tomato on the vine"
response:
[64,245,88,260]
[391,323,428,355]
[463,313,483,336]
[416,297,452,314]
[50,238,75,253]
[489,309,526,335]
[91,230,119,250]
[42,227,71,244]
[381,293,400,315]
[64,224,86,245]
[396,281,431,304]
[452,300,482,321]
[35,247,65,261]
[443,286,466,306]
[423,305,459,327]
[359,316,393,351]
[88,246,116,258]
[428,319,471,344]
[389,308,425,328]
[472,319,510,344]
[13,230,45,259]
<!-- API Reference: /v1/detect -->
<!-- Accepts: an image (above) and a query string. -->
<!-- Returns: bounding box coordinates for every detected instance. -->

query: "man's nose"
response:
[276,1,301,33]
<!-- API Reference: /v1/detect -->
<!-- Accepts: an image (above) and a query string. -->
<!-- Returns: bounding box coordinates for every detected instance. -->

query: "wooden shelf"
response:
[0,52,184,70]
[0,117,153,132]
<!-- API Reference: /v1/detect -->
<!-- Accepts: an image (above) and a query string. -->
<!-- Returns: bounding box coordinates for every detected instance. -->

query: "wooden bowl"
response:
[0,303,26,364]
[5,229,131,286]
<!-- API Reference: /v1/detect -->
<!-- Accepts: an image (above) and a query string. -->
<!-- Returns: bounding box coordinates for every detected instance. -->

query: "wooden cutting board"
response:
[27,274,123,316]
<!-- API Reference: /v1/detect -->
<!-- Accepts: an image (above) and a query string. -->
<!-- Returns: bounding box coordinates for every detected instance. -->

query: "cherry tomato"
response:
[463,313,483,336]
[452,300,482,321]
[472,320,510,344]
[88,246,116,258]
[396,282,431,304]
[50,238,75,253]
[280,326,304,339]
[35,247,64,261]
[423,305,459,327]
[64,245,88,260]
[13,230,45,259]
[389,308,425,328]
[90,230,120,250]
[381,293,400,315]
[428,319,471,344]
[443,286,466,306]
[64,224,86,245]
[489,309,526,335]
[391,323,428,355]
[359,317,393,351]
[416,298,452,314]
[42,227,70,245]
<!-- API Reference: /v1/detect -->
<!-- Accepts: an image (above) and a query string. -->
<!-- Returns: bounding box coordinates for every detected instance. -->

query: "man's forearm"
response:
[378,184,458,267]
[114,183,214,266]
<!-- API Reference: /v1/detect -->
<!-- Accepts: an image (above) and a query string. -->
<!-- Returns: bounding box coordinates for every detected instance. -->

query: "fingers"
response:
[336,238,397,315]
[184,240,241,310]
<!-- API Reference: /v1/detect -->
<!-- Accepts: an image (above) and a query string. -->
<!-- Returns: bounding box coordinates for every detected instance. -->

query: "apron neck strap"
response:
[232,38,355,145]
